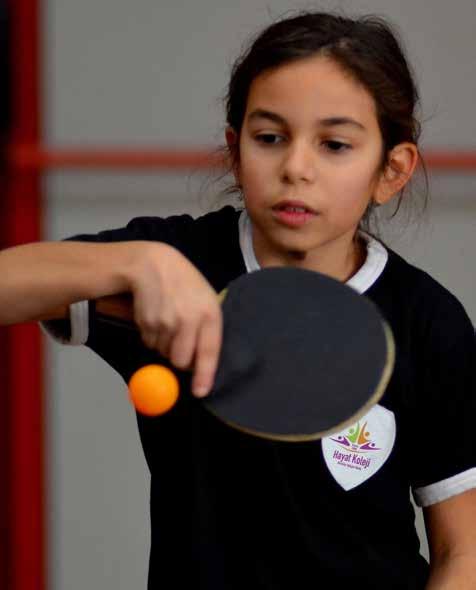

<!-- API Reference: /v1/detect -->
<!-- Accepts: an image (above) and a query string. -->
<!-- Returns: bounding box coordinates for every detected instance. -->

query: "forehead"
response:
[245,55,378,128]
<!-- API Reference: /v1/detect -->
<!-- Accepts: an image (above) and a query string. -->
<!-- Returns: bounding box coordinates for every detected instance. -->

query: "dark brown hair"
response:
[213,11,428,230]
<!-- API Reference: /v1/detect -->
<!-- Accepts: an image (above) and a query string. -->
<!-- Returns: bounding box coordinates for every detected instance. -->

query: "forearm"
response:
[426,554,476,589]
[0,240,144,325]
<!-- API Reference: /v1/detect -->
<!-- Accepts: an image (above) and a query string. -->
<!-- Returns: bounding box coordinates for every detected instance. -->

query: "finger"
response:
[136,300,174,355]
[135,302,162,350]
[168,318,198,370]
[140,329,160,351]
[155,329,173,359]
[192,309,223,398]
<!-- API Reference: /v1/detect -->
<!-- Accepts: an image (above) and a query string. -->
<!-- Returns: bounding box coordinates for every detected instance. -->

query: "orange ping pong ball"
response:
[128,364,179,416]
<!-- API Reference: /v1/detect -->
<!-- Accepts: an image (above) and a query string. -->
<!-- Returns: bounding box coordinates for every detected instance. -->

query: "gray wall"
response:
[43,1,476,589]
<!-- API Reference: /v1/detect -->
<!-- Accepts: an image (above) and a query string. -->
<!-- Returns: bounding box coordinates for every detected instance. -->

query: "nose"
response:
[281,139,317,185]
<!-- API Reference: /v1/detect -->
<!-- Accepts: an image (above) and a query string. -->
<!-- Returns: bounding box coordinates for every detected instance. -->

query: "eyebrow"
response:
[247,108,366,131]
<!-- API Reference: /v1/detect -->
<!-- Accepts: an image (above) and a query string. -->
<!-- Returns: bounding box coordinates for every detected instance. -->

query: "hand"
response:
[127,242,222,397]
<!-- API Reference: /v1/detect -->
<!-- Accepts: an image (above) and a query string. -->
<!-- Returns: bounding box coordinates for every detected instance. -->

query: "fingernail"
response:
[193,385,209,398]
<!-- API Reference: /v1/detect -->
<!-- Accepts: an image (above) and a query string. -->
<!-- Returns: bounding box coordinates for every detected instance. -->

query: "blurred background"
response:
[1,1,475,589]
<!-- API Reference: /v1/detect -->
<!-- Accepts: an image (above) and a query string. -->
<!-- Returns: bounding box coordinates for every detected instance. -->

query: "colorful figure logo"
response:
[330,421,380,453]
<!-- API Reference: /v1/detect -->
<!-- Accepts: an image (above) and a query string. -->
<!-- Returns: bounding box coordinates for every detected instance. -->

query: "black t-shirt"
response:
[46,205,476,589]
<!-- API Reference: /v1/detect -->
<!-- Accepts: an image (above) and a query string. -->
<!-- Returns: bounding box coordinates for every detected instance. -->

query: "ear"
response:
[373,143,419,205]
[225,126,240,183]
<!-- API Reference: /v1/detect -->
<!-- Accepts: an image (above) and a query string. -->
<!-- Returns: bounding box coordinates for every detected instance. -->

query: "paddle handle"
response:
[36,293,135,327]
[38,290,226,329]
[97,293,134,322]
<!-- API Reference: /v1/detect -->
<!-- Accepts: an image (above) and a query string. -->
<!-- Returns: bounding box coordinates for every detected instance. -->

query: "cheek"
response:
[239,155,272,195]
[328,159,379,205]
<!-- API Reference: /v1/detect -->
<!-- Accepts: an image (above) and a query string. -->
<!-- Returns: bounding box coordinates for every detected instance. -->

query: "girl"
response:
[1,11,475,589]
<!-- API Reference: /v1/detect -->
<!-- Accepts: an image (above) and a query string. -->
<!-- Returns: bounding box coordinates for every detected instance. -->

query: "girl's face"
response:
[227,55,389,278]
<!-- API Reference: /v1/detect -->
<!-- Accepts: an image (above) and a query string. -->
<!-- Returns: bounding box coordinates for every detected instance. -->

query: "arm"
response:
[0,240,149,325]
[0,239,222,396]
[424,489,476,589]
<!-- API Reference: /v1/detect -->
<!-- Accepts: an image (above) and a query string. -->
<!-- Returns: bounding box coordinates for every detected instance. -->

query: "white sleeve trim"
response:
[40,300,89,345]
[413,467,476,507]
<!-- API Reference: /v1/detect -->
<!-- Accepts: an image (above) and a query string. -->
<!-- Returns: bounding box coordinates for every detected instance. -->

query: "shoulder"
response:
[371,246,474,345]
[63,205,245,289]
[371,250,476,504]
[66,205,241,245]
[127,204,240,238]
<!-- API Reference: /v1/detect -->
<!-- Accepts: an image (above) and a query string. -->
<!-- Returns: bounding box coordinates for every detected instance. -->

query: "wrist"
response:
[120,240,171,293]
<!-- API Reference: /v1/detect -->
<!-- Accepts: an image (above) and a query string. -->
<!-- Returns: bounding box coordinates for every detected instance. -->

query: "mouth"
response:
[271,200,318,228]
[272,200,317,215]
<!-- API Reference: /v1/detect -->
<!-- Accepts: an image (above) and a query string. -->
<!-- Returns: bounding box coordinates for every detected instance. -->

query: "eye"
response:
[323,140,351,153]
[255,133,284,145]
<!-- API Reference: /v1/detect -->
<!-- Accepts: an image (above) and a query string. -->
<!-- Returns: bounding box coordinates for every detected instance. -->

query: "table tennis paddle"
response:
[94,267,394,442]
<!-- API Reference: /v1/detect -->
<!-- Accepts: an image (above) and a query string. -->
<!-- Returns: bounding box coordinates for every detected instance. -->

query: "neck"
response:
[253,233,367,283]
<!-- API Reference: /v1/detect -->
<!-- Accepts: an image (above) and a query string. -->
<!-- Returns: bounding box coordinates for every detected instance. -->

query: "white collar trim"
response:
[238,209,388,294]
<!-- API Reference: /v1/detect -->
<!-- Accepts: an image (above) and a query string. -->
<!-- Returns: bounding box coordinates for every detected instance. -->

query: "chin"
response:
[286,249,307,261]
[273,237,313,259]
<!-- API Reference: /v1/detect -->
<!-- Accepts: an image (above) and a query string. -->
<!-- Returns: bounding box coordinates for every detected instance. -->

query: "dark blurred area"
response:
[0,1,10,588]
[0,0,9,140]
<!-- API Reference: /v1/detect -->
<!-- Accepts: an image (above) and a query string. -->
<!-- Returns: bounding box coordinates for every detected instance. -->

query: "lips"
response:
[271,200,317,228]
[272,200,317,214]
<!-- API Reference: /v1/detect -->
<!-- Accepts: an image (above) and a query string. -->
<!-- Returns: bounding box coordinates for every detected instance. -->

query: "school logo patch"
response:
[321,405,396,490]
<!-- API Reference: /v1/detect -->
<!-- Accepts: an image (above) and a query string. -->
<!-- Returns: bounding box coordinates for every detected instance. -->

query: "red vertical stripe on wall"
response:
[7,0,45,588]
[0,188,12,590]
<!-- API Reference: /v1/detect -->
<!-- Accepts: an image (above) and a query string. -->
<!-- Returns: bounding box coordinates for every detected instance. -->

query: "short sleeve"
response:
[40,300,90,345]
[410,294,476,507]
[39,213,196,346]
[39,205,242,347]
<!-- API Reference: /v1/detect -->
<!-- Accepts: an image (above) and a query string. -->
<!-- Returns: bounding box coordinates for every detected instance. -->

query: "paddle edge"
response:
[206,318,396,443]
